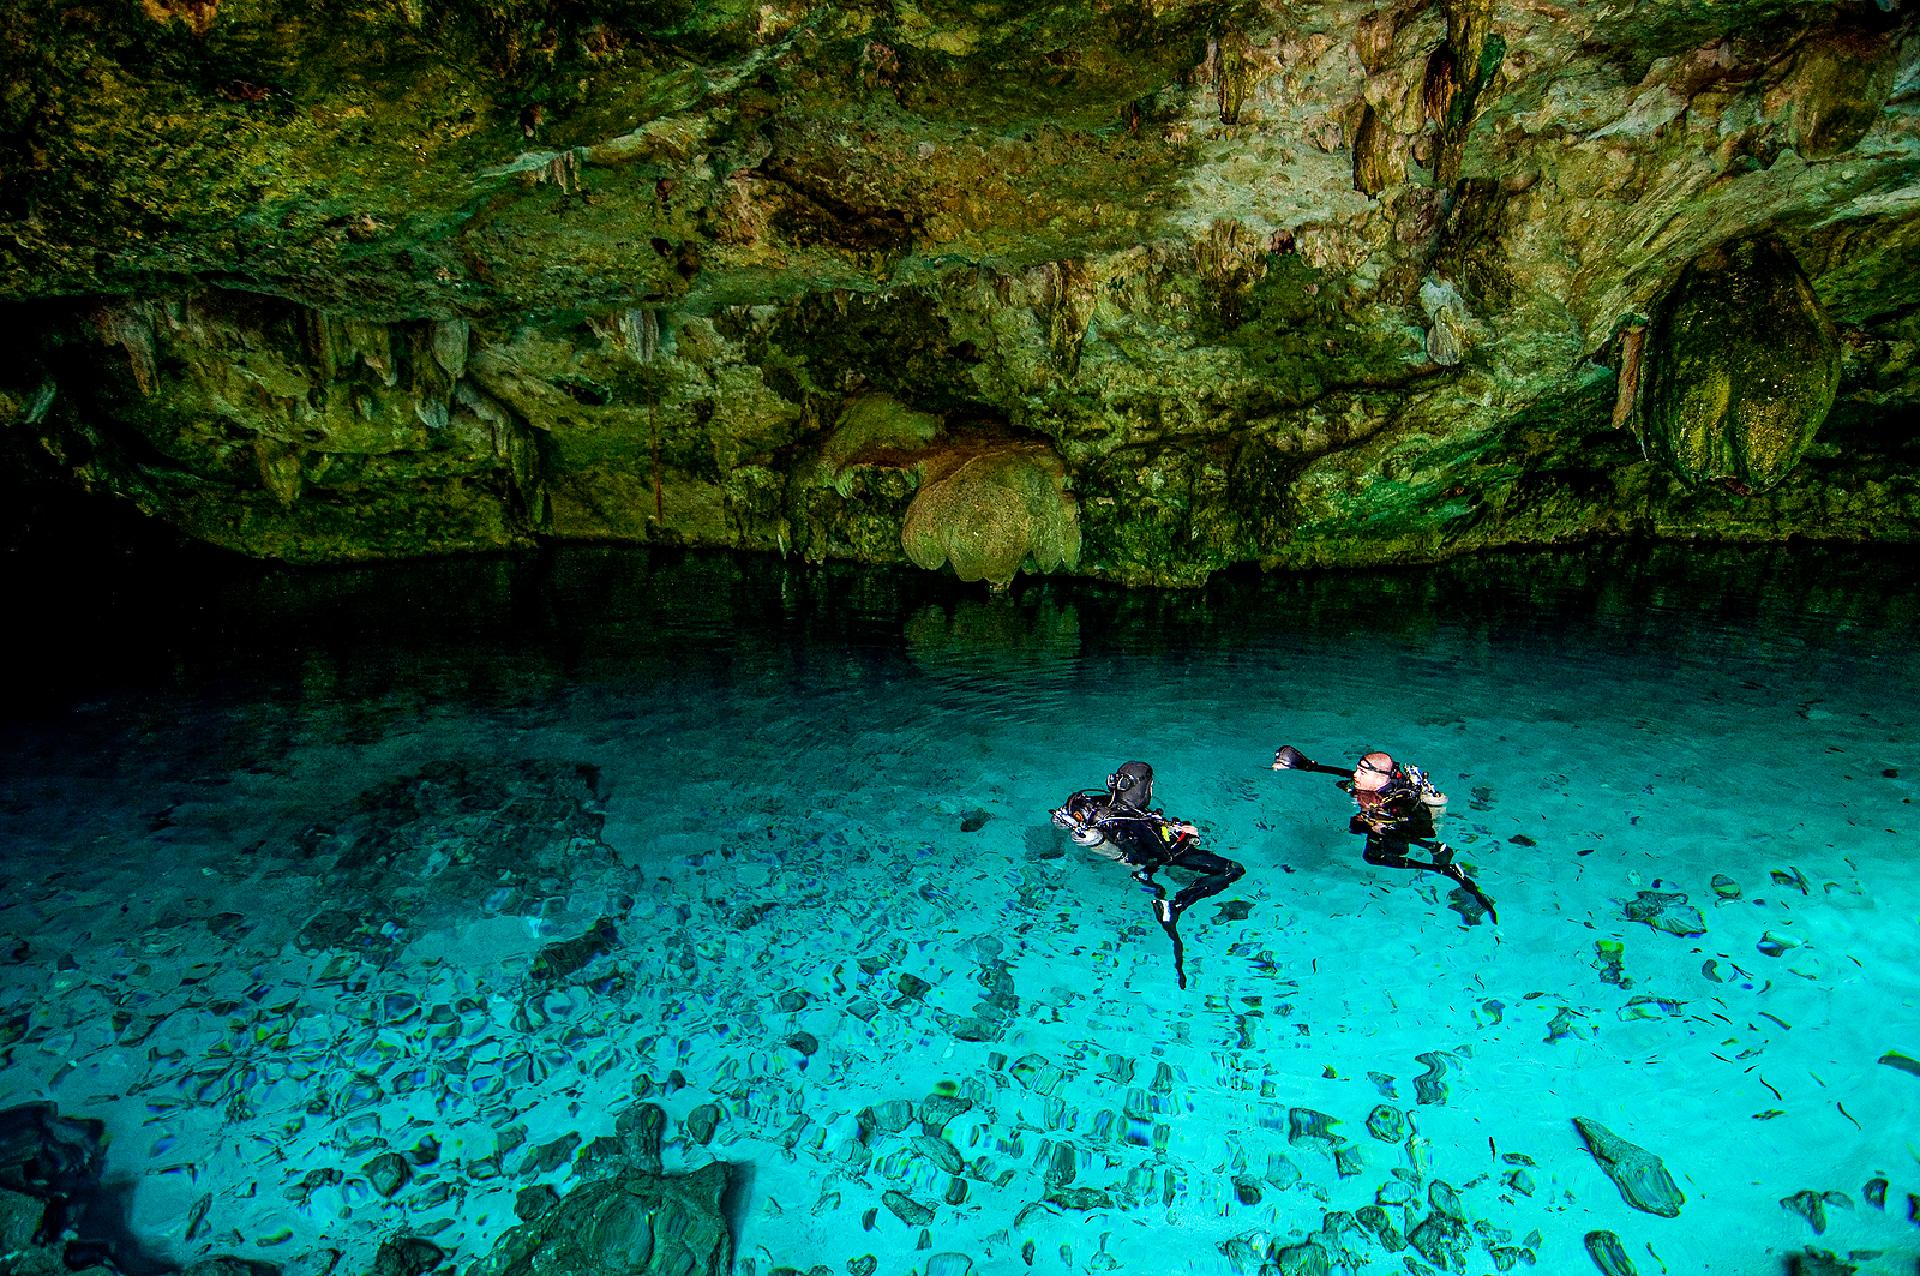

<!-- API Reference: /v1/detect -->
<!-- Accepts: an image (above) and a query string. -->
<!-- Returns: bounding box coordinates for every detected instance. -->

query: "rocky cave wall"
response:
[2,0,1918,584]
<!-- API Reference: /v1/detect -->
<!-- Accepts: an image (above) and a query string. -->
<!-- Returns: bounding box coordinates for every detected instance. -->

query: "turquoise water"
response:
[3,545,1918,1276]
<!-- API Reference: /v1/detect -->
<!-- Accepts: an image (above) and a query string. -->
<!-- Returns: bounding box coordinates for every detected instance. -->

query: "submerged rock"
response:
[1407,1210,1472,1270]
[1573,1118,1685,1217]
[369,1237,443,1276]
[1268,1240,1332,1275]
[1620,891,1706,937]
[1788,1250,1858,1276]
[531,918,620,982]
[1781,1189,1854,1234]
[467,1162,731,1276]
[881,1189,935,1226]
[1365,1105,1409,1144]
[1413,1051,1458,1104]
[1287,1108,1341,1146]
[362,1152,411,1199]
[1583,1230,1637,1276]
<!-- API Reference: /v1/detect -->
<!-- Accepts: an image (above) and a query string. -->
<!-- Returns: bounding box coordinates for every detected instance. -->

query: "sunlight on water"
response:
[2,545,1918,1276]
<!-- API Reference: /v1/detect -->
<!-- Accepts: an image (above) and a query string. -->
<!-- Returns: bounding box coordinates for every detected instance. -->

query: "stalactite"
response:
[1611,325,1644,430]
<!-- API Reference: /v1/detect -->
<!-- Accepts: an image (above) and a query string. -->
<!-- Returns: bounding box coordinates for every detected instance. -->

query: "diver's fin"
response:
[1158,908,1188,990]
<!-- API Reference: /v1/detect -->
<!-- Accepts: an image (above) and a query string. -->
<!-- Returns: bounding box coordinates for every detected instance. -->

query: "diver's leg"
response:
[1410,838,1497,919]
[1125,860,1180,925]
[1164,846,1246,917]
[1362,836,1451,874]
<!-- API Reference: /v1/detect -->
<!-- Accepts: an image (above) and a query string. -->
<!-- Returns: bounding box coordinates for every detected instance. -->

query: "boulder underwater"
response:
[464,1158,733,1276]
[1573,1117,1685,1217]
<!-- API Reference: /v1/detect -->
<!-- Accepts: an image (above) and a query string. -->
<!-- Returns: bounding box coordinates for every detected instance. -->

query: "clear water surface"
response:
[2,544,1917,1276]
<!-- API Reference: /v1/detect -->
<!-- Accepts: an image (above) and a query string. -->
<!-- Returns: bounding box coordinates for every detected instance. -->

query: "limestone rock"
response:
[1271,1240,1333,1275]
[1621,891,1706,937]
[1573,1118,1684,1217]
[466,1162,732,1276]
[881,1189,934,1226]
[1365,1105,1409,1143]
[531,918,619,983]
[1788,1250,1858,1276]
[0,1188,45,1257]
[514,1186,560,1222]
[5,0,1920,581]
[815,394,944,498]
[1642,237,1841,494]
[362,1152,411,1199]
[369,1238,443,1276]
[615,1103,667,1175]
[1287,1108,1341,1146]
[1413,1050,1458,1104]
[684,1103,722,1146]
[0,1102,105,1198]
[1781,1189,1854,1234]
[1583,1230,1637,1276]
[1407,1211,1472,1271]
[901,445,1081,588]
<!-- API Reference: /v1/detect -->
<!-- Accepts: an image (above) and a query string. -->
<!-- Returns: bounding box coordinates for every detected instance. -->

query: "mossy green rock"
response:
[3,0,1919,579]
[1643,237,1841,494]
[901,445,1080,588]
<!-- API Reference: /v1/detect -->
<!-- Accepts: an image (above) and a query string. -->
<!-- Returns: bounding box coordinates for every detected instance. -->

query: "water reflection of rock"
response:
[903,595,1080,690]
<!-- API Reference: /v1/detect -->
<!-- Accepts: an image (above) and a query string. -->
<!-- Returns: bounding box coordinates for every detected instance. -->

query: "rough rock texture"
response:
[1642,236,1842,493]
[1573,1117,1685,1218]
[1583,1229,1638,1276]
[3,0,1919,582]
[464,1160,732,1276]
[901,442,1080,586]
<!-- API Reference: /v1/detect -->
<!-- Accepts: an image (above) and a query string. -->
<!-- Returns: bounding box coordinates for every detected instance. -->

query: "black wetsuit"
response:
[1348,776,1448,871]
[1059,791,1246,918]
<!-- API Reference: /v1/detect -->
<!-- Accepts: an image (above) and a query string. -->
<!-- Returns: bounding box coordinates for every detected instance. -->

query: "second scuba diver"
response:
[1272,745,1497,922]
[1050,761,1246,988]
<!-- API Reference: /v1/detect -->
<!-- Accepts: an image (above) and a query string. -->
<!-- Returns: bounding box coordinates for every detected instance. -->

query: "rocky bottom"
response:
[2,558,1918,1276]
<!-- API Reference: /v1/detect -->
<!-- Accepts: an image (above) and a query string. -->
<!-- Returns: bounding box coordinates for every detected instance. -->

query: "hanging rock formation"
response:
[1641,237,1844,494]
[902,445,1081,588]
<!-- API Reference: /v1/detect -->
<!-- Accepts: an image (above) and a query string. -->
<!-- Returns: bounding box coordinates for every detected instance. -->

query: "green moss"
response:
[1643,236,1841,493]
[1219,255,1428,406]
[817,392,942,495]
[900,444,1079,587]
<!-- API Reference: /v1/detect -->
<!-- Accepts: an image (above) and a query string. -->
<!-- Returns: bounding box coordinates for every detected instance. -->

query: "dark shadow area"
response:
[5,531,1918,722]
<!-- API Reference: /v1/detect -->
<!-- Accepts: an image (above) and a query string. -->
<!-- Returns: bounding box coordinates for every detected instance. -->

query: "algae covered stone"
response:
[816,393,944,497]
[901,445,1081,588]
[466,1162,732,1276]
[1642,236,1841,493]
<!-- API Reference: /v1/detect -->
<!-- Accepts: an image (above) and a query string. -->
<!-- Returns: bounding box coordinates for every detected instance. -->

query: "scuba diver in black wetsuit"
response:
[1050,761,1246,987]
[1272,745,1498,922]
